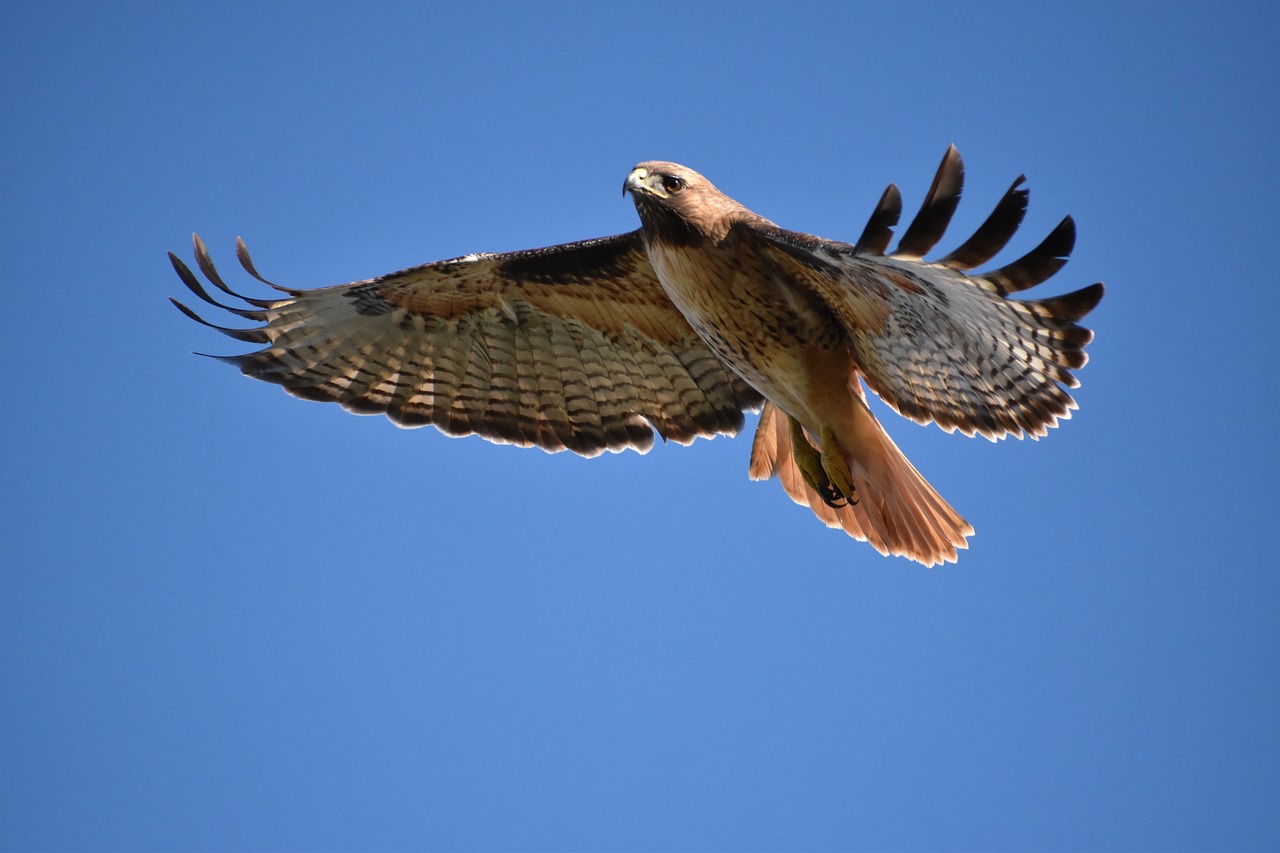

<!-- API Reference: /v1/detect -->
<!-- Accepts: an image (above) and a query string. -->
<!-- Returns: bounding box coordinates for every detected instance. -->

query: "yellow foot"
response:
[789,418,856,509]
[818,425,856,506]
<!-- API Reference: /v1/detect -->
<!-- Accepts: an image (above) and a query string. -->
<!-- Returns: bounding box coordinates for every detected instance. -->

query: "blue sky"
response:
[2,2,1277,850]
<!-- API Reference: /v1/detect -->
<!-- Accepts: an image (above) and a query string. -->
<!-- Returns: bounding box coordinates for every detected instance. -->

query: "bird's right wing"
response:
[171,231,762,455]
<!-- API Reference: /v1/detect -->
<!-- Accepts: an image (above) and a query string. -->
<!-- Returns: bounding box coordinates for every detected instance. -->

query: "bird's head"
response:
[624,161,709,202]
[624,161,749,244]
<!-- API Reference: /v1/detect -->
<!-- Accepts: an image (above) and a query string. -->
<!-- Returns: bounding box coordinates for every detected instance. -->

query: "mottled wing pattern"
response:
[752,145,1103,440]
[171,232,762,455]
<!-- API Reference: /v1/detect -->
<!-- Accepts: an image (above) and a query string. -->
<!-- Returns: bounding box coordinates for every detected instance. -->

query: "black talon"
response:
[816,481,858,509]
[818,483,848,509]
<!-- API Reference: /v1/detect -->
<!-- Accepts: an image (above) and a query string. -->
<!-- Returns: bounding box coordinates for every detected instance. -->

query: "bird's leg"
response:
[818,425,857,507]
[789,418,854,508]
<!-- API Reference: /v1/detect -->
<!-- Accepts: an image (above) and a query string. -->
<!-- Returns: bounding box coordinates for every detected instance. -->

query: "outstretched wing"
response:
[751,145,1103,440]
[171,231,762,455]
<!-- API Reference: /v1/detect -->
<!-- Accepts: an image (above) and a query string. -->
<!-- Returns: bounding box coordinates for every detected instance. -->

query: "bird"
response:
[171,146,1102,566]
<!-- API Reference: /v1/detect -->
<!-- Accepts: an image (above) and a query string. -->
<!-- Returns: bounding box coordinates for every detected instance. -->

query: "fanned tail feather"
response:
[749,402,972,567]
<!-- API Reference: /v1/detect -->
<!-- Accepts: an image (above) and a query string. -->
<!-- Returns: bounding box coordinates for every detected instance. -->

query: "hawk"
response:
[172,146,1102,566]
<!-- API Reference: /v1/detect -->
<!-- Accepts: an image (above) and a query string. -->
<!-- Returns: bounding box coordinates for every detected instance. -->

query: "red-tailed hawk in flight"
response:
[172,146,1102,566]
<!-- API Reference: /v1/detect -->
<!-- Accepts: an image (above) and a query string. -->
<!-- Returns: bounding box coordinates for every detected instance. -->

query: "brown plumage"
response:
[172,147,1103,566]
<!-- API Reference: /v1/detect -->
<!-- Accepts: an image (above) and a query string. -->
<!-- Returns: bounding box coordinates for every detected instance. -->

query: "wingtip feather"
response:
[235,236,297,294]
[170,297,271,344]
[938,175,1030,270]
[854,183,903,255]
[894,145,965,259]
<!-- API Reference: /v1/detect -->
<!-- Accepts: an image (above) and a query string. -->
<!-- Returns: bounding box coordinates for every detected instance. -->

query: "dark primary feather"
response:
[936,175,1029,270]
[982,215,1077,295]
[853,184,902,255]
[893,144,965,258]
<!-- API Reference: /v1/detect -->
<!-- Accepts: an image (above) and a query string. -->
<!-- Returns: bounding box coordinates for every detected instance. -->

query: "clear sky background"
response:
[3,2,1277,851]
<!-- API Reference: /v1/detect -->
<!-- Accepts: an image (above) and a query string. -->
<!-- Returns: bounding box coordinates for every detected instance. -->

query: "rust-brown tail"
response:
[749,401,972,566]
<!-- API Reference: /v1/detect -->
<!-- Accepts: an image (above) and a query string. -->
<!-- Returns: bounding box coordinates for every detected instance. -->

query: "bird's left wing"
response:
[171,231,761,455]
[747,146,1103,440]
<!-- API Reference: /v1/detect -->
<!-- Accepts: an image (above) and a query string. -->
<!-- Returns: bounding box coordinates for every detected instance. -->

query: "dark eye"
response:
[661,174,685,194]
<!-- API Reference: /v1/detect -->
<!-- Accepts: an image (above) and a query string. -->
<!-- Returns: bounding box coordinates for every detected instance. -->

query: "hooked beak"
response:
[623,166,649,197]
